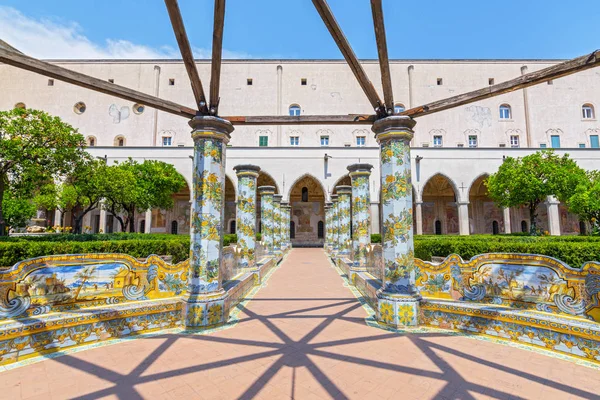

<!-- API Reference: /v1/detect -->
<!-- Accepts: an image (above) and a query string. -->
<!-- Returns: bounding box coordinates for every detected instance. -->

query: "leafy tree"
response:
[100,159,186,232]
[0,108,86,235]
[486,150,585,235]
[33,159,105,234]
[567,171,600,235]
[2,193,36,232]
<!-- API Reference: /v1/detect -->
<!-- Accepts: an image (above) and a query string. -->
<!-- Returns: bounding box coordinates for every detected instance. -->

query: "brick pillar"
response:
[234,164,261,269]
[184,116,233,329]
[372,116,420,327]
[347,163,373,269]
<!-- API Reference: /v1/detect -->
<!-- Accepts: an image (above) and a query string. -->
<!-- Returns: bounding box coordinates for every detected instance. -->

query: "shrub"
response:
[371,234,381,244]
[223,234,237,247]
[256,233,262,241]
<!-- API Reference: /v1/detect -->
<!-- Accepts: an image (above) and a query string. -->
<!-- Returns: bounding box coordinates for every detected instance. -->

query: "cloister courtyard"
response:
[1,249,598,400]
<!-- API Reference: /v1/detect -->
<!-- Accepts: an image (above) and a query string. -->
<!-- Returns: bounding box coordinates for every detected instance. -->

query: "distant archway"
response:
[468,174,502,234]
[256,170,279,233]
[289,174,325,246]
[422,174,459,234]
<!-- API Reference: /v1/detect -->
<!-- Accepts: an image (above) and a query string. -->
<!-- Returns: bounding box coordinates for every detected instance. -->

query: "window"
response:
[290,221,295,239]
[171,221,178,234]
[168,78,175,86]
[356,136,366,147]
[394,104,405,114]
[488,78,495,85]
[457,143,464,148]
[115,136,125,147]
[108,78,114,83]
[540,143,547,148]
[259,136,268,147]
[290,136,299,146]
[73,102,86,114]
[437,78,443,86]
[230,220,236,234]
[289,105,301,116]
[320,136,329,147]
[468,135,478,148]
[133,103,145,114]
[48,79,54,86]
[139,220,145,233]
[433,135,443,147]
[162,136,172,146]
[550,135,561,148]
[247,78,253,85]
[548,80,554,85]
[582,104,595,119]
[14,102,26,109]
[499,143,506,148]
[510,135,520,148]
[521,220,528,233]
[590,135,599,148]
[317,221,324,239]
[87,136,96,147]
[301,78,307,86]
[301,187,308,202]
[579,143,586,148]
[499,104,512,119]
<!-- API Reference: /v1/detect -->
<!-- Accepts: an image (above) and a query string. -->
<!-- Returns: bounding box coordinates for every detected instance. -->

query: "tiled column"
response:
[458,202,470,235]
[258,186,275,253]
[184,116,233,329]
[336,185,352,255]
[324,203,333,249]
[281,202,291,248]
[415,202,423,235]
[234,164,261,269]
[273,194,283,251]
[348,164,373,269]
[503,208,512,234]
[331,194,339,251]
[372,116,420,327]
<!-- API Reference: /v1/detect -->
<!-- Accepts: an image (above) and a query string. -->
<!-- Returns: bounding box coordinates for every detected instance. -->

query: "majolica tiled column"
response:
[234,165,261,269]
[273,194,283,251]
[281,202,291,248]
[336,185,352,255]
[184,116,233,329]
[258,186,275,254]
[348,164,373,269]
[324,202,332,250]
[331,194,339,251]
[372,115,420,328]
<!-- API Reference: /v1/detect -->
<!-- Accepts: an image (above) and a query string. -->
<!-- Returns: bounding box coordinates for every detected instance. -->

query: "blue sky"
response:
[0,1,598,59]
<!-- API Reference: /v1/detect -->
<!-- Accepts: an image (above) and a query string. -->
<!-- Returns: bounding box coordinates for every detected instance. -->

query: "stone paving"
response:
[2,248,599,399]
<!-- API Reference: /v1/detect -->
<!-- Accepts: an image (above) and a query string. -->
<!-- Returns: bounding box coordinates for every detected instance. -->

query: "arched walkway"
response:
[468,174,503,234]
[224,175,237,234]
[422,174,459,234]
[6,249,598,399]
[289,174,325,246]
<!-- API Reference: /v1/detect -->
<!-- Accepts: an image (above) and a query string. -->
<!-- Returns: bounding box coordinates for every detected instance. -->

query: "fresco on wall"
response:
[422,202,435,234]
[559,204,581,234]
[445,204,459,234]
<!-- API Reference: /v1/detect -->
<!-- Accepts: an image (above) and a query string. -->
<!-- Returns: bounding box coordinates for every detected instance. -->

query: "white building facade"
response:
[1,59,599,244]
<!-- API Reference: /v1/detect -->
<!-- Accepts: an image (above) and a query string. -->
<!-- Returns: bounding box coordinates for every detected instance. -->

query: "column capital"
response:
[457,201,470,206]
[189,116,233,143]
[233,164,261,177]
[273,194,283,204]
[347,163,374,175]
[335,185,352,195]
[331,194,339,202]
[258,185,276,195]
[371,115,416,143]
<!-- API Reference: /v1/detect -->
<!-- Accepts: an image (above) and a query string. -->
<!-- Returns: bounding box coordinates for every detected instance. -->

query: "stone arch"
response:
[286,173,327,203]
[331,174,351,194]
[288,174,326,246]
[420,173,460,201]
[468,174,503,234]
[421,174,460,234]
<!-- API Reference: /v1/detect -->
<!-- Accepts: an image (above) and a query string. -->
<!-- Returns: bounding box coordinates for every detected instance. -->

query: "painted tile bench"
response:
[333,246,600,363]
[0,243,287,366]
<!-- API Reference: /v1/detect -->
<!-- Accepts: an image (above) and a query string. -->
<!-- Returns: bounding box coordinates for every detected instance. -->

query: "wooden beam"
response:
[165,0,208,114]
[0,47,197,119]
[223,114,377,125]
[0,40,23,54]
[404,50,600,118]
[370,0,393,113]
[209,0,226,115]
[312,0,383,113]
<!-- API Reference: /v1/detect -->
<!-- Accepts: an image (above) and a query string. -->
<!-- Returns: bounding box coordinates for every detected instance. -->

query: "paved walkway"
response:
[2,249,599,399]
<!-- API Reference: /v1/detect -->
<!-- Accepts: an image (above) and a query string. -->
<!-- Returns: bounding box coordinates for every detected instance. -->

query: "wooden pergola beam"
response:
[0,47,197,119]
[370,0,393,113]
[223,114,377,125]
[209,0,226,115]
[165,0,208,114]
[404,50,600,118]
[312,0,383,113]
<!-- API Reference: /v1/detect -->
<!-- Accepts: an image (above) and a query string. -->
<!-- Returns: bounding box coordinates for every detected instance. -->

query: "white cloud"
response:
[0,6,251,59]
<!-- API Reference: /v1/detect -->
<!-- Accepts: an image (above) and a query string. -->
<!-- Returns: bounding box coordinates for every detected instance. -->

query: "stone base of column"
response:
[376,292,421,328]
[182,290,228,329]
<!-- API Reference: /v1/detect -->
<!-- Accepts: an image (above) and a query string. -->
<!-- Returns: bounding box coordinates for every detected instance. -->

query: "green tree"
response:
[100,159,186,232]
[2,193,36,232]
[567,171,600,235]
[33,159,105,234]
[0,108,86,235]
[486,150,585,235]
